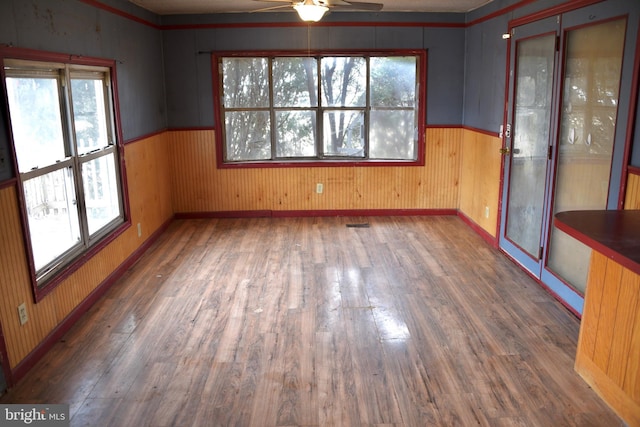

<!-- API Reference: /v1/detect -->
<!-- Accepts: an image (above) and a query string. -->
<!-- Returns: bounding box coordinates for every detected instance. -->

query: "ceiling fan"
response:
[251,0,384,22]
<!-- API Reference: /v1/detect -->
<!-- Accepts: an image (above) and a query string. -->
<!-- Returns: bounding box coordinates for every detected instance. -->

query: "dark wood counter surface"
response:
[554,210,640,276]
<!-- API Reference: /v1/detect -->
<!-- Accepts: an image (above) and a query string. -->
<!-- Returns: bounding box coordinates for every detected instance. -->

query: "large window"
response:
[216,51,424,165]
[3,58,125,290]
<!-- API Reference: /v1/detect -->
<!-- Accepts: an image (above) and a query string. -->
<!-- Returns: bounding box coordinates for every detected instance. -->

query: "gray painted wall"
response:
[0,0,166,181]
[161,13,467,129]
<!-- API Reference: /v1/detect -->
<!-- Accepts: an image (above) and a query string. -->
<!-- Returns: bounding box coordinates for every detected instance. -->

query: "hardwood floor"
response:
[1,216,623,426]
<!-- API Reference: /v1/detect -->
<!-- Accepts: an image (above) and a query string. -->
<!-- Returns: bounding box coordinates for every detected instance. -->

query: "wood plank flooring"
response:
[1,216,624,426]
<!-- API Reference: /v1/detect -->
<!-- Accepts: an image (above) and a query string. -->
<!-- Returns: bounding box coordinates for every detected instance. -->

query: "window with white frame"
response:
[3,59,124,287]
[217,52,423,164]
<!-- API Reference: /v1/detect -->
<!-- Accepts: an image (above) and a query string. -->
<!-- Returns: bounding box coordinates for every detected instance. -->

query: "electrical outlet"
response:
[316,183,323,194]
[137,223,142,237]
[17,303,28,325]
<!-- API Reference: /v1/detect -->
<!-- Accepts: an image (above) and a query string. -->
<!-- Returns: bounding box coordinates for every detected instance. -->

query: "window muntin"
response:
[4,59,124,286]
[218,52,421,164]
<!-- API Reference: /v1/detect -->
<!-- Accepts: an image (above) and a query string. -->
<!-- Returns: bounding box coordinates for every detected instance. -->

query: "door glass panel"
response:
[547,18,626,293]
[505,34,556,258]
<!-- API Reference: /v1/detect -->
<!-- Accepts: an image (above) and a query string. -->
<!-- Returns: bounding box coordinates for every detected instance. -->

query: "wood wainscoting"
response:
[459,127,502,239]
[576,250,640,426]
[168,128,463,214]
[625,168,640,209]
[0,132,173,381]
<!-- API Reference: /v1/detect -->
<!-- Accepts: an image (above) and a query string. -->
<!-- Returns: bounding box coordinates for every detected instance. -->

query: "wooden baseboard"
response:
[175,208,459,220]
[456,210,498,248]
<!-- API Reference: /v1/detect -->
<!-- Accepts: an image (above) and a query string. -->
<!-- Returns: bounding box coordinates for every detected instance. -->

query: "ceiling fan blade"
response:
[250,4,292,13]
[331,0,383,11]
[251,0,294,3]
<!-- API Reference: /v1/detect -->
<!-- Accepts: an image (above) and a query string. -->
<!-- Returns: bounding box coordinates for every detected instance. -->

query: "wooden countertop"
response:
[555,210,640,276]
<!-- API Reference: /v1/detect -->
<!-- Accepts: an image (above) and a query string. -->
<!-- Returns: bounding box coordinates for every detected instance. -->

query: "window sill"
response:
[218,158,425,169]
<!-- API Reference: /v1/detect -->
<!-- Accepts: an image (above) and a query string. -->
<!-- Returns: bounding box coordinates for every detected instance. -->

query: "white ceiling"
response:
[127,0,493,15]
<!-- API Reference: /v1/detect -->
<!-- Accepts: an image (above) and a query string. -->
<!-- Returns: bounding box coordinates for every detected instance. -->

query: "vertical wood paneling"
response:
[0,133,173,370]
[576,250,640,425]
[0,186,41,367]
[125,133,174,239]
[459,129,502,237]
[168,128,462,214]
[578,251,609,360]
[591,260,623,371]
[0,187,58,368]
[626,300,640,401]
[625,172,640,209]
[608,268,640,386]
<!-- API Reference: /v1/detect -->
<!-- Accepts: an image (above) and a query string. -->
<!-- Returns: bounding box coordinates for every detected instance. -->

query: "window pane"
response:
[273,57,318,107]
[5,77,66,172]
[82,153,120,235]
[222,58,269,108]
[225,111,271,161]
[72,79,110,155]
[23,167,81,272]
[275,110,316,157]
[370,110,416,159]
[370,57,417,107]
[321,57,366,107]
[323,110,364,157]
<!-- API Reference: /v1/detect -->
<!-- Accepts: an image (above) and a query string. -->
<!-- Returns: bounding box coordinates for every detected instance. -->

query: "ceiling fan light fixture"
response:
[293,1,329,22]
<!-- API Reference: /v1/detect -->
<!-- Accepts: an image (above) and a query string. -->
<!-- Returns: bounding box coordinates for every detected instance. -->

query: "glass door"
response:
[499,6,632,315]
[542,17,627,300]
[499,18,559,277]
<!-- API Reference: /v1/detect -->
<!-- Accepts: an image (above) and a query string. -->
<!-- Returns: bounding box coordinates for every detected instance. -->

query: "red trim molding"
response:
[163,20,466,31]
[175,209,458,220]
[461,125,500,138]
[123,128,168,146]
[0,178,17,191]
[211,49,427,170]
[0,46,132,304]
[619,25,640,208]
[629,165,640,176]
[555,210,640,277]
[457,211,498,248]
[498,247,582,319]
[78,0,160,29]
[79,0,604,32]
[509,0,604,29]
[10,217,172,385]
